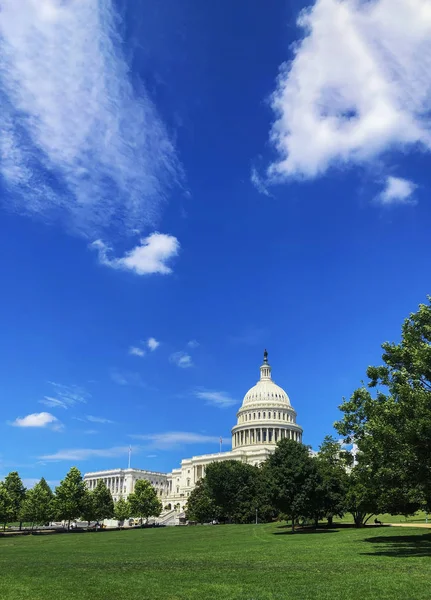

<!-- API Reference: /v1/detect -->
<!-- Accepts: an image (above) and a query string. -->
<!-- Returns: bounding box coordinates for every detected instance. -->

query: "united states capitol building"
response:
[84,351,303,515]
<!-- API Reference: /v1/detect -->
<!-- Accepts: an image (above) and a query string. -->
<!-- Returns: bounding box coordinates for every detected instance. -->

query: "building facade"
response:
[83,468,168,502]
[84,351,302,513]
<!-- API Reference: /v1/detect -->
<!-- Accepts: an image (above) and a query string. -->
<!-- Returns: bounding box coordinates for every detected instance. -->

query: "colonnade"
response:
[232,427,301,448]
[87,476,124,495]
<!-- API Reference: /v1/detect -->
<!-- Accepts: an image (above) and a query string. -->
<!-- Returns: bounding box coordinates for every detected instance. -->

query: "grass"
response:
[1,523,430,600]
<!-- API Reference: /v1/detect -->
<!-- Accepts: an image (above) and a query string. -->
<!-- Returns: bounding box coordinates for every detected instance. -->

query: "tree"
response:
[265,439,319,532]
[114,496,131,528]
[92,480,114,522]
[128,480,162,524]
[53,467,87,529]
[344,464,380,527]
[314,436,349,527]
[336,298,431,513]
[20,478,54,530]
[80,489,97,527]
[4,472,26,530]
[204,460,264,524]
[186,479,220,523]
[0,483,13,531]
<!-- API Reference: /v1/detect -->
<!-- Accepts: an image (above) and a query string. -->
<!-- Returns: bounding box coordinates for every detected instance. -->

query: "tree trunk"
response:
[327,515,333,527]
[291,516,295,533]
[68,519,70,531]
[19,521,22,531]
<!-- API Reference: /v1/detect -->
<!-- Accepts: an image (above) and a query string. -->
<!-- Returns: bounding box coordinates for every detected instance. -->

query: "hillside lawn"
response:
[1,522,430,600]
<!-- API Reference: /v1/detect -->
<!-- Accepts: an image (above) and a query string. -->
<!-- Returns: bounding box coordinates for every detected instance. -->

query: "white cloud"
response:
[187,339,199,349]
[129,346,145,358]
[170,351,193,369]
[40,396,68,409]
[194,389,238,409]
[0,0,180,237]
[266,0,431,181]
[86,415,114,424]
[147,337,160,351]
[377,176,417,205]
[91,233,180,275]
[130,432,221,450]
[39,445,135,461]
[41,382,89,409]
[11,412,62,430]
[251,167,270,197]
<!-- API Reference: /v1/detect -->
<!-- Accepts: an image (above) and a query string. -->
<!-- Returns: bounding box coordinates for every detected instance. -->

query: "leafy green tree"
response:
[53,467,87,529]
[80,489,97,527]
[114,496,131,528]
[0,483,13,531]
[314,436,349,527]
[265,439,319,532]
[186,479,220,523]
[128,480,162,524]
[4,472,26,530]
[336,298,431,513]
[20,478,54,530]
[204,460,264,524]
[344,464,380,527]
[93,480,115,522]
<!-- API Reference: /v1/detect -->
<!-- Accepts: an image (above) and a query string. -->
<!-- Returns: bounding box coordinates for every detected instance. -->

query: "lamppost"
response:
[255,508,258,525]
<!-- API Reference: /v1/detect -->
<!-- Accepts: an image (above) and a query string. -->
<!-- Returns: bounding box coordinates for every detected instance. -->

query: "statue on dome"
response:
[263,349,268,363]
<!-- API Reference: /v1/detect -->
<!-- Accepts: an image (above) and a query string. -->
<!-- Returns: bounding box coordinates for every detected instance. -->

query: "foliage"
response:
[0,482,13,529]
[314,436,349,526]
[186,479,220,523]
[4,472,26,527]
[80,489,97,526]
[336,298,431,513]
[114,496,131,526]
[20,478,54,528]
[128,480,162,522]
[265,439,319,531]
[53,467,87,527]
[92,480,115,521]
[203,460,272,524]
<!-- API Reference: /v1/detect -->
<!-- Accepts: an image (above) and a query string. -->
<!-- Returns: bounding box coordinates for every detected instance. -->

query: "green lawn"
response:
[1,523,430,600]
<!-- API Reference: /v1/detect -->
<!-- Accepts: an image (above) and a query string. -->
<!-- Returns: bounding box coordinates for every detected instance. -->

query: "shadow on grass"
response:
[273,527,338,535]
[362,533,431,557]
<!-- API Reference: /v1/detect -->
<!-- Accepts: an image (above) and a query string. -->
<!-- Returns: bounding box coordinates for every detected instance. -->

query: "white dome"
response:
[242,379,291,407]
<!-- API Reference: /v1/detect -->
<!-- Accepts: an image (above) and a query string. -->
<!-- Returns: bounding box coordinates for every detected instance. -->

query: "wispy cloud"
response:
[194,389,238,409]
[39,382,90,410]
[147,337,160,351]
[39,445,134,462]
[251,167,270,197]
[91,234,180,275]
[377,176,417,206]
[110,370,145,387]
[129,346,145,358]
[11,412,62,431]
[170,351,193,369]
[0,0,181,237]
[187,339,199,349]
[86,415,114,425]
[130,432,221,450]
[264,0,431,182]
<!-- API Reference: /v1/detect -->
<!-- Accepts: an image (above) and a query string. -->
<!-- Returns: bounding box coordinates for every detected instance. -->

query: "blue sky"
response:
[0,0,430,488]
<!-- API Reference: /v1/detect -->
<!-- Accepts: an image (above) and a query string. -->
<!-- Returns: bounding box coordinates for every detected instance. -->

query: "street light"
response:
[255,508,258,525]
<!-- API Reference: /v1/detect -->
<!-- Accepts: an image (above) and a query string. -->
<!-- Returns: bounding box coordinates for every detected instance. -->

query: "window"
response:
[253,413,255,419]
[258,412,261,419]
[187,478,190,486]
[263,412,266,418]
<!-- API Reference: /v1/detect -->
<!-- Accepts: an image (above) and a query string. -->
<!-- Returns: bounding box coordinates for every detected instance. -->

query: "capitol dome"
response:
[231,350,302,449]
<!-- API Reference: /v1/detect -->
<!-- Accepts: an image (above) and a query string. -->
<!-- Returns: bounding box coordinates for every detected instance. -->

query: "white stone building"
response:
[84,351,303,514]
[83,468,168,502]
